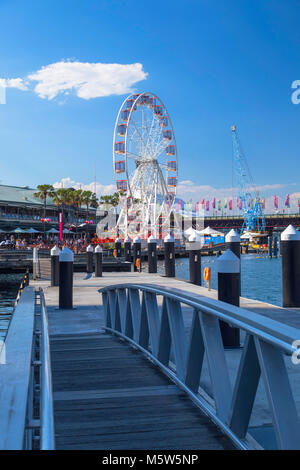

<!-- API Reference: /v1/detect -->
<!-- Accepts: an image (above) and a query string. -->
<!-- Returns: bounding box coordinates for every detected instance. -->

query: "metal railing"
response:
[14,270,30,305]
[38,289,55,450]
[99,283,300,450]
[0,286,55,449]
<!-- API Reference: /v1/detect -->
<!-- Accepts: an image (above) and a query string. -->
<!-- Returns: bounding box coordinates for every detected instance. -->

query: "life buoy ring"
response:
[135,258,140,268]
[113,249,117,257]
[203,267,211,281]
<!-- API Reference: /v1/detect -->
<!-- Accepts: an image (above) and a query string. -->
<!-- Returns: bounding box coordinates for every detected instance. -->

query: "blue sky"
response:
[0,0,300,212]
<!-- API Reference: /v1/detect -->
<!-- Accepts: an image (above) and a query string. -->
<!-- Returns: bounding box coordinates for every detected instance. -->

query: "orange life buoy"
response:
[136,258,140,268]
[203,267,211,281]
[113,249,117,257]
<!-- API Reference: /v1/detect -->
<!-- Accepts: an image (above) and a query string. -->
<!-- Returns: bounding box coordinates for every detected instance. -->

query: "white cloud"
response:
[177,180,295,201]
[0,59,147,101]
[0,78,28,91]
[28,60,147,100]
[177,180,299,214]
[53,177,116,198]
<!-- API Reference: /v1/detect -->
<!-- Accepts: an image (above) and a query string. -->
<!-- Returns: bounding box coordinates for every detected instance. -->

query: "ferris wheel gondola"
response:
[113,92,178,239]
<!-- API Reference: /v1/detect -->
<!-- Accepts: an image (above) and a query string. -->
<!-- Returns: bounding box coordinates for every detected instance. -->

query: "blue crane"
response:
[231,125,266,233]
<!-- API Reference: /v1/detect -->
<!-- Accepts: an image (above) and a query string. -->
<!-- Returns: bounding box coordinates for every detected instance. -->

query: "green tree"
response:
[99,191,120,207]
[34,184,56,234]
[53,188,72,223]
[81,190,94,219]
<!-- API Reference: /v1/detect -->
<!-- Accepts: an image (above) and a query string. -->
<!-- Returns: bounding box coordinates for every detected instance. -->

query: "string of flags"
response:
[174,195,297,213]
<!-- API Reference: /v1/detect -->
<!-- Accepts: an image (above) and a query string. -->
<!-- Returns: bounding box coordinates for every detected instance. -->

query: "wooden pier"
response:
[2,269,300,450]
[26,272,300,450]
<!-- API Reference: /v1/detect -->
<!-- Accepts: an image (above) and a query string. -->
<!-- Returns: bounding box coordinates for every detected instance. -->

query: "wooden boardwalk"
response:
[30,271,300,450]
[50,332,234,450]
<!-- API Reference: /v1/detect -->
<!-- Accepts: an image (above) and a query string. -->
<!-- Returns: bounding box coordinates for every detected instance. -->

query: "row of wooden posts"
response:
[49,224,300,349]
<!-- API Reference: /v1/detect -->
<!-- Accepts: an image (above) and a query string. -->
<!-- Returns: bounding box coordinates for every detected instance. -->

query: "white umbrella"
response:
[27,227,41,233]
[11,227,28,233]
[240,232,251,239]
[196,226,224,237]
[184,227,197,237]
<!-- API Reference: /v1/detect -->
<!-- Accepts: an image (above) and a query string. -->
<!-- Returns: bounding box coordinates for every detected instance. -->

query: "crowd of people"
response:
[0,234,93,253]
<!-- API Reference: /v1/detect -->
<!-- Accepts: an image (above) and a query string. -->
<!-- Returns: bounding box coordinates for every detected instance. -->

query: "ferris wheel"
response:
[113,92,178,239]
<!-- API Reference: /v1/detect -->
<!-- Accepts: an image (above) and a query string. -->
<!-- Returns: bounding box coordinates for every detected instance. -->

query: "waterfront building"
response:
[0,184,97,234]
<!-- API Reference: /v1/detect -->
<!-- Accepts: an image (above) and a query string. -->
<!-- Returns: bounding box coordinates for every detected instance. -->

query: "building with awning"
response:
[0,184,97,234]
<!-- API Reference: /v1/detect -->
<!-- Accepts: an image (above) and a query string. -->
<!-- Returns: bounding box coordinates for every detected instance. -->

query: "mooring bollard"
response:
[86,244,94,273]
[115,237,122,258]
[217,249,240,348]
[147,234,157,273]
[124,236,132,262]
[33,247,39,280]
[133,236,142,272]
[164,234,175,277]
[188,232,201,285]
[95,244,103,277]
[225,229,241,258]
[51,245,60,287]
[59,247,74,309]
[225,228,241,294]
[273,235,278,257]
[281,225,300,308]
[268,236,273,258]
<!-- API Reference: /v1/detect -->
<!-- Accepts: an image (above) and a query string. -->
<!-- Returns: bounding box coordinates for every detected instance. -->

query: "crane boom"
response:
[231,126,266,233]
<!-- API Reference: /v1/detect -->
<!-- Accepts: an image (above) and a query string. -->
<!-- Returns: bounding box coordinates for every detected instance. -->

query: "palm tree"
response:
[99,191,120,207]
[34,184,56,236]
[71,189,84,228]
[81,190,94,220]
[53,188,71,222]
[90,192,98,209]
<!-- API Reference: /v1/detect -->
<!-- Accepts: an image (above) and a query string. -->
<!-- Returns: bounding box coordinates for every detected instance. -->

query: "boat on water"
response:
[241,230,269,252]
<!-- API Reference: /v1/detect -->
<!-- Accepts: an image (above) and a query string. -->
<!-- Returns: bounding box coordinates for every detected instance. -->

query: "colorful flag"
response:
[229,199,232,210]
[239,200,242,210]
[201,199,205,210]
[285,194,290,208]
[212,197,216,209]
[274,195,278,209]
[262,197,265,209]
[185,199,192,212]
[175,199,181,211]
[217,200,221,211]
[237,196,239,208]
[195,201,200,213]
[248,196,251,207]
[206,200,210,211]
[224,198,228,209]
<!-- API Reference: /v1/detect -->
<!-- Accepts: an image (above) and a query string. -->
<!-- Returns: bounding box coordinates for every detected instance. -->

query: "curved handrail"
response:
[99,283,300,355]
[99,283,300,450]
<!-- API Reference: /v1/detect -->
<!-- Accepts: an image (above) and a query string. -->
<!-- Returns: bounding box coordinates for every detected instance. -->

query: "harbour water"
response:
[0,254,282,342]
[0,273,24,341]
[155,253,282,307]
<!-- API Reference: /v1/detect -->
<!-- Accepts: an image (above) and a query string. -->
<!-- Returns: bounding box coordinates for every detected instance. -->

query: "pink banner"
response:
[59,212,63,241]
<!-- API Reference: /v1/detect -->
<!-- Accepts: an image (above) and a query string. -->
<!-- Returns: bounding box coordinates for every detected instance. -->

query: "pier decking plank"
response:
[50,333,234,450]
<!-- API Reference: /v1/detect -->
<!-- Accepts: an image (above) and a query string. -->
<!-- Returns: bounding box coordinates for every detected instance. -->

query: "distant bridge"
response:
[199,213,300,232]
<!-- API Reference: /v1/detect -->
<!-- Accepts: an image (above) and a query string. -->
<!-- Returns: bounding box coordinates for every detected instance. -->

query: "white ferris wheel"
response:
[113,92,178,239]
